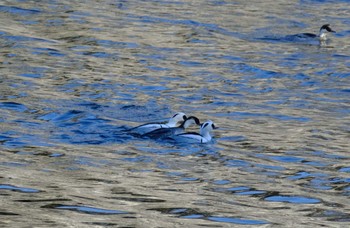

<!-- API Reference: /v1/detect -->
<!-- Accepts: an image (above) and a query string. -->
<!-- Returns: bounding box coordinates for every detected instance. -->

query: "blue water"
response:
[1,0,350,227]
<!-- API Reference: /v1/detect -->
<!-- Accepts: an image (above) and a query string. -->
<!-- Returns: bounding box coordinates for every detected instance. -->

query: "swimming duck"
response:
[128,112,187,135]
[169,120,218,143]
[142,116,200,139]
[288,24,335,41]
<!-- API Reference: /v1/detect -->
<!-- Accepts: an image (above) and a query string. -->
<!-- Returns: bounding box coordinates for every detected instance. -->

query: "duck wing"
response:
[143,127,184,139]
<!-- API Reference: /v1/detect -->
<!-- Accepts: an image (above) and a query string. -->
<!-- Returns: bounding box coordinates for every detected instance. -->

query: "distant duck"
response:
[169,120,218,143]
[142,116,201,139]
[128,112,187,135]
[288,24,336,41]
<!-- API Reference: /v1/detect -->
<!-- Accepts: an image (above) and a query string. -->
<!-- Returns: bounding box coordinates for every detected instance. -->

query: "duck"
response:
[168,120,218,143]
[142,116,201,139]
[287,24,335,41]
[128,112,187,135]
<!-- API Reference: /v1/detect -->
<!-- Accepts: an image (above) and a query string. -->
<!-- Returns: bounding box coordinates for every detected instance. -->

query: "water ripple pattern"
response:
[0,0,350,227]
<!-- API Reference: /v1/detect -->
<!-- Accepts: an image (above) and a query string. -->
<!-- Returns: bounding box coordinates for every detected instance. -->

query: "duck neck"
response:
[200,130,212,141]
[181,119,194,129]
[167,119,177,127]
[319,30,327,41]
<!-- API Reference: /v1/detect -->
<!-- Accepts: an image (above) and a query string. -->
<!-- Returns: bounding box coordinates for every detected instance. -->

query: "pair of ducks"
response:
[129,112,217,143]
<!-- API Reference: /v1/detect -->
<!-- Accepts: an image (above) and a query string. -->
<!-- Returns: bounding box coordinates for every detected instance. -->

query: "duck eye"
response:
[183,115,187,120]
[212,124,215,128]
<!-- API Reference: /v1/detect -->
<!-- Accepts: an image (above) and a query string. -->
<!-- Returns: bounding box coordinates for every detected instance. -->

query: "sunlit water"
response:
[1,0,350,227]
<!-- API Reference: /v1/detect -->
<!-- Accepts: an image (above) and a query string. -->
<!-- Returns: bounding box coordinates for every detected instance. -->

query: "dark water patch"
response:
[80,51,115,59]
[0,5,41,16]
[148,207,207,217]
[235,63,284,79]
[0,135,12,143]
[0,211,19,216]
[82,178,120,184]
[255,153,306,163]
[78,101,105,110]
[33,151,65,157]
[15,198,70,203]
[109,197,166,203]
[58,35,89,43]
[111,187,149,196]
[83,222,120,226]
[212,180,231,185]
[0,102,27,112]
[178,60,204,67]
[328,177,350,185]
[303,161,329,167]
[96,39,139,49]
[236,190,267,196]
[307,208,350,222]
[32,47,65,57]
[207,216,269,225]
[51,110,85,123]
[42,204,131,215]
[264,195,321,204]
[0,184,40,193]
[211,186,269,197]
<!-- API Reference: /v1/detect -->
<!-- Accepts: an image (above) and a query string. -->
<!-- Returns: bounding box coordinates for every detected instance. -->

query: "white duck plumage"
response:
[142,116,200,139]
[169,120,218,143]
[128,112,187,135]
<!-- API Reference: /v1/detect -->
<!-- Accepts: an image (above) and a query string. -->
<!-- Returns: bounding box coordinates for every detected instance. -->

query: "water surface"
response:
[1,0,350,227]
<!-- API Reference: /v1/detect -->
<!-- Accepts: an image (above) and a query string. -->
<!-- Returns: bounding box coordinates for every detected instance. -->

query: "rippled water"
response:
[1,0,350,227]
